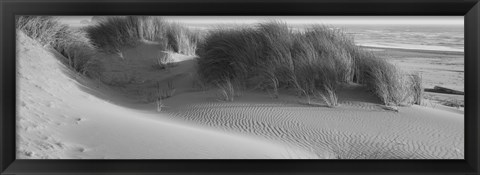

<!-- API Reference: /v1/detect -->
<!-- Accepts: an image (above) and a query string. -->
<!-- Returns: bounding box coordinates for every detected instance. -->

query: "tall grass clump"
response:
[165,22,204,55]
[316,73,339,107]
[16,16,64,46]
[197,21,422,107]
[357,52,418,106]
[256,21,297,90]
[197,22,347,103]
[410,73,423,105]
[16,16,100,77]
[197,25,267,85]
[290,25,356,97]
[302,25,357,83]
[85,16,201,55]
[216,78,236,102]
[84,16,142,54]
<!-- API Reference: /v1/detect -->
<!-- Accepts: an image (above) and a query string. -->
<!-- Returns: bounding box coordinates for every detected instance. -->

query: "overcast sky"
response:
[57,16,463,27]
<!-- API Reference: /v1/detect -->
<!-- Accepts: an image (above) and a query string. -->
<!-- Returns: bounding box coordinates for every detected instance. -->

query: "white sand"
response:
[16,32,318,159]
[17,32,464,159]
[161,89,463,159]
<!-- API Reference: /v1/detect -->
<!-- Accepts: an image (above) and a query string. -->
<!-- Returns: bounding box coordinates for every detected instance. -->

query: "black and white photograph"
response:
[16,16,464,159]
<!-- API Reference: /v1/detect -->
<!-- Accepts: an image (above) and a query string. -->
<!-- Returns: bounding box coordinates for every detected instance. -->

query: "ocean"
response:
[64,17,464,53]
[339,24,464,52]
[190,23,464,53]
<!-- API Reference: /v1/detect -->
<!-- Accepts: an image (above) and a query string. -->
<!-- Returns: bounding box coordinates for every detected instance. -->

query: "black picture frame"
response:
[1,0,479,174]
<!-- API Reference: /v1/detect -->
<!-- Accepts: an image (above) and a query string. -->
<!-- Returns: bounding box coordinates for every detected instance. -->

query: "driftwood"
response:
[424,86,464,95]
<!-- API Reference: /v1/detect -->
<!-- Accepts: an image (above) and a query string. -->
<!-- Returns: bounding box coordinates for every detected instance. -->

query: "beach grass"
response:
[17,16,422,107]
[410,73,424,105]
[85,16,201,55]
[16,16,99,78]
[197,21,421,106]
[357,53,418,106]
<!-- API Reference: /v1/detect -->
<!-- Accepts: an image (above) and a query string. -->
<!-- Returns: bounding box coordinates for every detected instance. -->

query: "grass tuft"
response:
[16,16,100,78]
[216,78,235,102]
[410,73,424,105]
[85,16,202,55]
[357,53,418,106]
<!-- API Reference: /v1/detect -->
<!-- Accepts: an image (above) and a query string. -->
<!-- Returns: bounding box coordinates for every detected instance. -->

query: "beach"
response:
[16,16,465,159]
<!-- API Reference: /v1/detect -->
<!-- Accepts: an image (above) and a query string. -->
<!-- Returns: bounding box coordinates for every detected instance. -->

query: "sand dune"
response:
[17,29,464,159]
[91,41,463,159]
[16,31,318,159]
[127,42,462,159]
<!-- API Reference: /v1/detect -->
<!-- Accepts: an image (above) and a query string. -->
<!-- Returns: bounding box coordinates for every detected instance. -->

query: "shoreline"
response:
[359,46,464,56]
